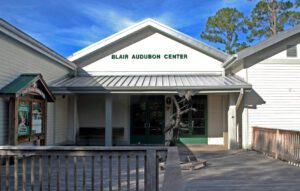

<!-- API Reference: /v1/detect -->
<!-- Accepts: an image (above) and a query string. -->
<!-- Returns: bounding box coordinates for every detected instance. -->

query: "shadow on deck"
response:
[178,145,300,191]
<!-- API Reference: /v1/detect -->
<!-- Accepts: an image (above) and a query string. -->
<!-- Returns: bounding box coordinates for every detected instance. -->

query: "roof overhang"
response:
[223,23,300,74]
[0,74,55,102]
[68,19,229,64]
[0,19,77,71]
[49,74,251,94]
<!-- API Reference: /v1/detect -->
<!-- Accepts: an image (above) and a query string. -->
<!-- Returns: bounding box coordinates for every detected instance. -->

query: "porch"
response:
[49,74,252,149]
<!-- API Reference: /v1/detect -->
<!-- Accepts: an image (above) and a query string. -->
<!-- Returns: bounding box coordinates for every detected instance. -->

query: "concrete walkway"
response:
[178,145,300,191]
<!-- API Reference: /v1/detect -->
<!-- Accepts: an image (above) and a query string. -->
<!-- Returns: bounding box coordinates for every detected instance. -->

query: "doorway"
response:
[130,96,165,144]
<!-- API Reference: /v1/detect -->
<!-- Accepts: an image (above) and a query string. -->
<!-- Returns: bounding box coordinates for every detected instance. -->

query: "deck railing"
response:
[0,146,169,191]
[252,127,300,164]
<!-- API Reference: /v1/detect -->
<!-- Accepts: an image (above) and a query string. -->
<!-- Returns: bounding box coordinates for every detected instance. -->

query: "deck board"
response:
[178,145,300,191]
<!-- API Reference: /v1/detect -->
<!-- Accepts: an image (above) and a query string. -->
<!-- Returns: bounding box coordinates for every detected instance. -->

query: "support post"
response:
[146,149,157,191]
[105,94,112,146]
[228,94,238,149]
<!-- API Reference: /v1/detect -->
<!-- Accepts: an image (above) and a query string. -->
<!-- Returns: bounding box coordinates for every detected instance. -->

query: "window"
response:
[17,98,46,143]
[287,45,297,57]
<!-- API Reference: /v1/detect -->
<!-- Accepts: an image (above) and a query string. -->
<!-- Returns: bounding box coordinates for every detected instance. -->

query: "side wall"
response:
[0,33,71,145]
[207,94,227,145]
[77,94,130,145]
[238,61,300,146]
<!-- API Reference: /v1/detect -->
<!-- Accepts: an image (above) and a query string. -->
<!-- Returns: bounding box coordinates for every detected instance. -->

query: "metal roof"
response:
[50,74,251,92]
[223,23,300,69]
[0,74,55,101]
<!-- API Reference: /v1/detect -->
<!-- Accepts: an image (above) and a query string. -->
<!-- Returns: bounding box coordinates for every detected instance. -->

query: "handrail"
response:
[252,127,300,164]
[162,147,185,191]
[0,146,168,191]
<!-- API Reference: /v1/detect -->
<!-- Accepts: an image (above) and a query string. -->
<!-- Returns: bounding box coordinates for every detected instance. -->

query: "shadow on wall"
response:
[244,89,266,109]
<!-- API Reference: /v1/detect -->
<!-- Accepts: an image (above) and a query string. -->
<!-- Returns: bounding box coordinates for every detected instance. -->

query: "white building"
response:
[0,18,299,149]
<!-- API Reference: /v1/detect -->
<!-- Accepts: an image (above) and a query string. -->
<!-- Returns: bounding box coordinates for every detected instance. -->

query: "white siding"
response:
[207,94,226,144]
[82,33,223,75]
[54,96,69,144]
[46,103,54,145]
[0,33,72,145]
[246,62,300,144]
[0,33,70,89]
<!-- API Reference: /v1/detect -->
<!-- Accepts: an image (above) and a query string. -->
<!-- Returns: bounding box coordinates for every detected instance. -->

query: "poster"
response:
[18,101,30,136]
[32,102,42,134]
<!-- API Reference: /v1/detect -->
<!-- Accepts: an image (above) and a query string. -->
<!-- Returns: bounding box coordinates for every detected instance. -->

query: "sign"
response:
[18,101,30,136]
[32,102,42,134]
[111,54,188,60]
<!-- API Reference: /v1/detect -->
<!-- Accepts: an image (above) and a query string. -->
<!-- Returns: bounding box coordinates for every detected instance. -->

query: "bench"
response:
[77,127,124,146]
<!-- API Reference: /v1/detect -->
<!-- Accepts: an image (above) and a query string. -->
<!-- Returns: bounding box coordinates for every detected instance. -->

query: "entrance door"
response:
[130,96,165,144]
[179,95,208,144]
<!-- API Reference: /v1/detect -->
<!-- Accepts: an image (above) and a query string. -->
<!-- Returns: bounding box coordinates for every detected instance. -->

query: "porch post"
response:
[228,94,238,149]
[105,94,113,146]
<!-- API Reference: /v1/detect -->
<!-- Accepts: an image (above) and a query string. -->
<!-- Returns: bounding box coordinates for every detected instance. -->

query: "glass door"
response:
[178,95,208,144]
[130,96,165,144]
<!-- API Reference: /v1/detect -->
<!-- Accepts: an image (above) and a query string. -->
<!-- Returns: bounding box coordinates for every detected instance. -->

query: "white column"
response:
[228,94,238,149]
[105,94,113,146]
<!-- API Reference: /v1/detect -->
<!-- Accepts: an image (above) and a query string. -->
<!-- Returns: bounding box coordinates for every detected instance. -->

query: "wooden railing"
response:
[0,146,168,191]
[252,127,300,164]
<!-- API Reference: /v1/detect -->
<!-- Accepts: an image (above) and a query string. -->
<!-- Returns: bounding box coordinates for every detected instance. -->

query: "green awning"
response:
[0,74,55,102]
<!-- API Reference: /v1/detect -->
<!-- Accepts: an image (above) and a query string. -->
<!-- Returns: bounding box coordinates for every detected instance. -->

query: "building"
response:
[0,18,299,149]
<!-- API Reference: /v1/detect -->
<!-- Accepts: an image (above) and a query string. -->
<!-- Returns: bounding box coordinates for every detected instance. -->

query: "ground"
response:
[178,145,300,191]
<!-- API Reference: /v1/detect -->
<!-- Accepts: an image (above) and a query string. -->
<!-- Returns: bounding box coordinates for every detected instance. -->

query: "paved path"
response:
[178,145,300,191]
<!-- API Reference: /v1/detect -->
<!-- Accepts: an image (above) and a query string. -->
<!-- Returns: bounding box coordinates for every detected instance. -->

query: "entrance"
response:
[130,96,165,144]
[179,95,208,144]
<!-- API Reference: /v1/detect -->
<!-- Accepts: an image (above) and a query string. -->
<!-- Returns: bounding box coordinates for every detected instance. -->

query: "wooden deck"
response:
[179,145,300,191]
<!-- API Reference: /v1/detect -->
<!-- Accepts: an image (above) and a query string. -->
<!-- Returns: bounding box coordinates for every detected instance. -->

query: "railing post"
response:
[146,149,157,191]
[275,129,280,159]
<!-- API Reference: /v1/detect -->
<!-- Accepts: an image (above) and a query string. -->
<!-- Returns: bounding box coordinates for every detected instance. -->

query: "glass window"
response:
[32,102,43,134]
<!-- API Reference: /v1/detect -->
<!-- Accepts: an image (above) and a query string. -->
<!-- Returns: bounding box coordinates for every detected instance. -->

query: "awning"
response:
[0,74,55,101]
[50,74,251,93]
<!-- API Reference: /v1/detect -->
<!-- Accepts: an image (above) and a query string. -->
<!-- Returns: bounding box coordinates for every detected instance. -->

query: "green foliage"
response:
[247,0,300,42]
[200,8,248,54]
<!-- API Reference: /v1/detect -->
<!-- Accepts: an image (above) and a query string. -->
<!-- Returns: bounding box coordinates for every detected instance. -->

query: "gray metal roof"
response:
[224,23,300,69]
[50,74,251,92]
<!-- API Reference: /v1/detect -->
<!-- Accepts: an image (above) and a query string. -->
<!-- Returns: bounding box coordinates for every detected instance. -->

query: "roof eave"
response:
[0,19,77,71]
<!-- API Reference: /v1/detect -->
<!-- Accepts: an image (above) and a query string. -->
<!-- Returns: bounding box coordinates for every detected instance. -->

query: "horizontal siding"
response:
[0,33,70,89]
[0,98,8,145]
[247,63,300,132]
[54,96,69,144]
[46,103,54,145]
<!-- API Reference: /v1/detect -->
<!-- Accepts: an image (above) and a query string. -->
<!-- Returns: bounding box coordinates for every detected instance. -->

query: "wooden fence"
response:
[252,127,300,164]
[0,146,169,191]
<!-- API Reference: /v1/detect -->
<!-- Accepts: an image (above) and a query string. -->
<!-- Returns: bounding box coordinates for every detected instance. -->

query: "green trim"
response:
[178,137,208,144]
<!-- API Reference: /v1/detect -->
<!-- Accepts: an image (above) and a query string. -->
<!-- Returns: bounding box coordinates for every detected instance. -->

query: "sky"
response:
[0,0,259,57]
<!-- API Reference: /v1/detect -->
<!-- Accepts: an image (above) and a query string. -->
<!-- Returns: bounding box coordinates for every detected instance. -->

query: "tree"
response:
[164,91,197,146]
[247,0,300,42]
[200,8,248,54]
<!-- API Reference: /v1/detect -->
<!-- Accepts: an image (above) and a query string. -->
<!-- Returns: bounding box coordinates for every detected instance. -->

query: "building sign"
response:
[111,54,188,60]
[32,102,42,134]
[18,101,30,136]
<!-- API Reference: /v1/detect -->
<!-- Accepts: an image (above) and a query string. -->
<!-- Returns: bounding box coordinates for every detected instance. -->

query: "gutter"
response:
[222,54,238,69]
